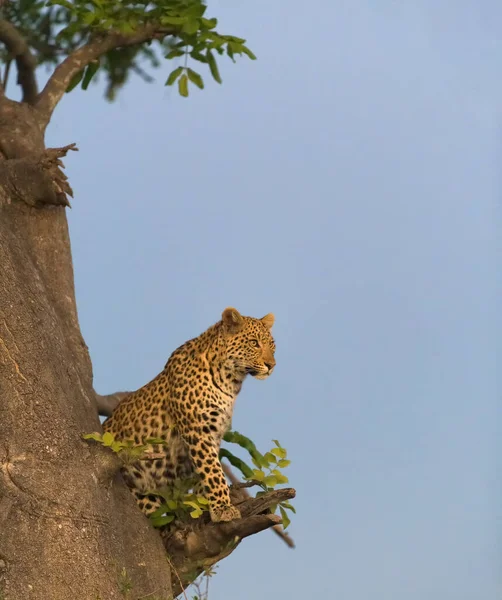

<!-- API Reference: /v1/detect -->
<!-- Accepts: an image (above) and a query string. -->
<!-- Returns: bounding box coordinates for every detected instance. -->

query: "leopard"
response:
[102,307,276,523]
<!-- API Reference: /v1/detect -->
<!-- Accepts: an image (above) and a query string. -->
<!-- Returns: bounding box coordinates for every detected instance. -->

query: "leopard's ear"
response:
[222,307,244,332]
[260,313,275,330]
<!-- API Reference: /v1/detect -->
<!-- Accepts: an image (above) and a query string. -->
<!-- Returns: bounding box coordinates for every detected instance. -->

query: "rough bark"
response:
[0,98,172,600]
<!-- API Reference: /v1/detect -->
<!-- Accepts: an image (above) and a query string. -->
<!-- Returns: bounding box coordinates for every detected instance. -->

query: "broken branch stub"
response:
[0,144,78,208]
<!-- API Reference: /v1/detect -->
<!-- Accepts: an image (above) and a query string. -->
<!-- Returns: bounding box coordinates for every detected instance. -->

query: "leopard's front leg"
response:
[180,426,241,523]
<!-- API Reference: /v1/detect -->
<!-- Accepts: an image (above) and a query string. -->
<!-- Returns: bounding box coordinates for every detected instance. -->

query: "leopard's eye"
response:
[250,339,260,347]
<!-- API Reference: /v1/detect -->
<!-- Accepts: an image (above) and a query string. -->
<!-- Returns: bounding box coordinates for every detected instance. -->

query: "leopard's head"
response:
[222,307,276,380]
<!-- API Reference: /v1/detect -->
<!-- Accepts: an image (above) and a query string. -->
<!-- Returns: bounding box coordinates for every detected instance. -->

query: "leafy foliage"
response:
[148,478,210,527]
[221,432,295,529]
[82,431,167,464]
[83,428,294,529]
[1,0,255,100]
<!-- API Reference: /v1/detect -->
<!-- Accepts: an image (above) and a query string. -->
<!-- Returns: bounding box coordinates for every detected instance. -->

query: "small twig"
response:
[205,569,210,600]
[43,142,78,159]
[230,479,260,489]
[138,453,165,460]
[165,554,189,600]
[2,59,11,89]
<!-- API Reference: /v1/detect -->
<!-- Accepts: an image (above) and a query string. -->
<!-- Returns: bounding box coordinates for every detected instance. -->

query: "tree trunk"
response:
[0,97,295,600]
[0,98,172,600]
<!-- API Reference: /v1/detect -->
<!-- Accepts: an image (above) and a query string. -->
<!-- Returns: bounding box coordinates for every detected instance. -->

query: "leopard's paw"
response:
[210,504,241,523]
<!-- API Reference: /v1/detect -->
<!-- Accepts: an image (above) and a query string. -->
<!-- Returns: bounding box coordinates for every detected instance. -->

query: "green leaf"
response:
[248,469,264,482]
[224,431,267,467]
[150,514,175,528]
[271,471,289,484]
[186,68,204,89]
[219,448,253,479]
[226,35,247,44]
[278,459,291,468]
[66,69,84,93]
[264,452,277,464]
[57,21,83,41]
[279,506,291,529]
[178,73,189,97]
[251,455,269,469]
[190,50,208,63]
[200,17,217,29]
[196,496,209,505]
[165,66,184,86]
[110,441,123,453]
[271,447,287,459]
[241,46,257,60]
[161,16,187,26]
[81,61,99,90]
[206,49,222,83]
[102,432,114,447]
[281,501,296,514]
[117,21,135,34]
[165,49,185,60]
[182,19,199,36]
[263,475,277,488]
[82,12,96,26]
[145,437,166,445]
[190,508,202,518]
[185,2,206,18]
[150,506,168,519]
[166,499,177,510]
[272,440,282,447]
[82,432,102,442]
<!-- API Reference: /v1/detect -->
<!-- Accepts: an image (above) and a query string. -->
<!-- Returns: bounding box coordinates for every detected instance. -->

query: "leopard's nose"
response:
[265,359,276,371]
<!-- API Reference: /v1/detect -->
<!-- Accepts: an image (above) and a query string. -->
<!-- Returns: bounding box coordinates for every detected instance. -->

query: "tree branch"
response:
[35,24,177,128]
[96,391,129,417]
[163,487,296,597]
[0,19,38,104]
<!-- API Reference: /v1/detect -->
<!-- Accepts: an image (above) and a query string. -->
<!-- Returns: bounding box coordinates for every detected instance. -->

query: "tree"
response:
[0,2,295,599]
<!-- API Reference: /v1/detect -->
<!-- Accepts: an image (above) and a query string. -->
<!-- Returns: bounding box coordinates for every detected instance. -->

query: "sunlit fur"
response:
[103,308,276,523]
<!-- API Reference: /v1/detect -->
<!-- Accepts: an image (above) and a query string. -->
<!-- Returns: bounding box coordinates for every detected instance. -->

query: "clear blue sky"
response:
[44,2,498,599]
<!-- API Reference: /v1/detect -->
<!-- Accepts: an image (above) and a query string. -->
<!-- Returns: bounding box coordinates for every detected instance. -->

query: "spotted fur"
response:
[103,307,276,523]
